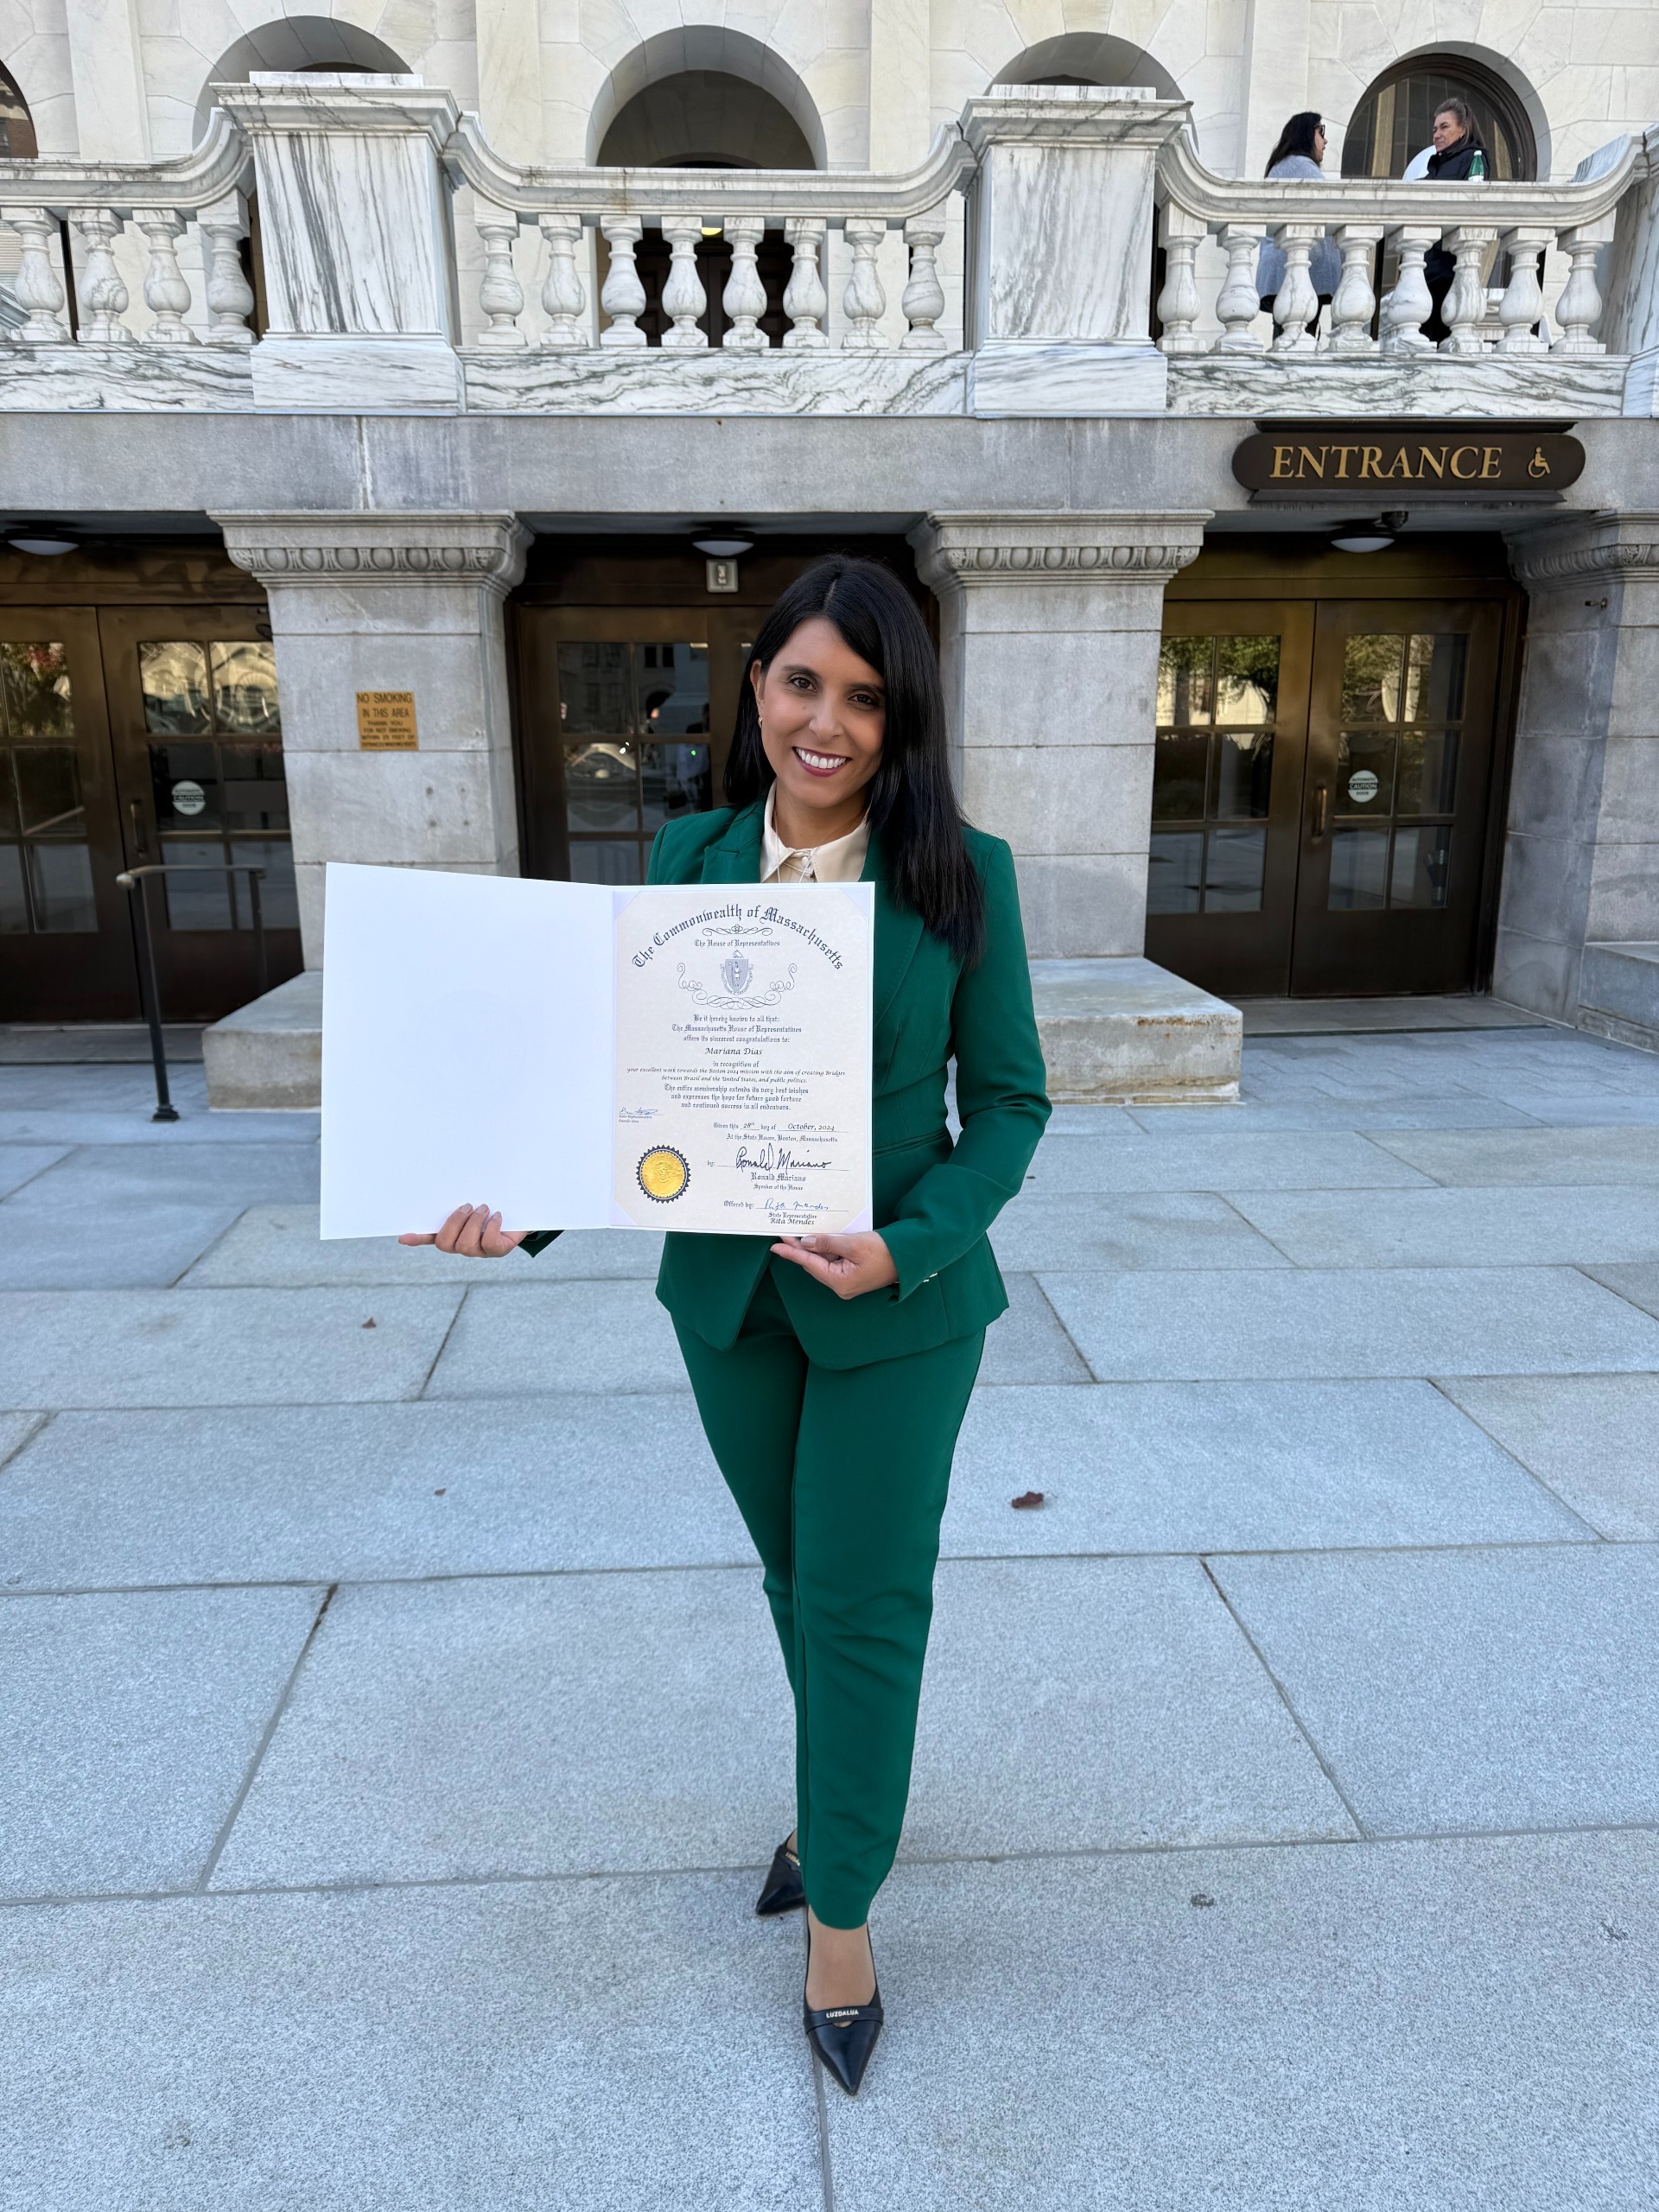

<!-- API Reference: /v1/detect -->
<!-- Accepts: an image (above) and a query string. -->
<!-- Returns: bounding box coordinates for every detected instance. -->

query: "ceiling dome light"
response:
[691,525,755,558]
[6,523,79,556]
[1329,518,1395,555]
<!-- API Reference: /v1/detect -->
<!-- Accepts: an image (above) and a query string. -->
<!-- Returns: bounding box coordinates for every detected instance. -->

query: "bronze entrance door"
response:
[0,600,301,1024]
[1147,593,1510,998]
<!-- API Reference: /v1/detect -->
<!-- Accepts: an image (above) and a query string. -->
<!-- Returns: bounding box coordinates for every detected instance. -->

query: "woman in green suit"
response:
[405,557,1050,2095]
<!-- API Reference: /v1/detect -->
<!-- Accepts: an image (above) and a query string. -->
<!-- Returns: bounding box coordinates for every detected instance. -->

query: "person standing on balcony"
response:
[1421,97,1488,339]
[400,557,1052,2101]
[1255,112,1342,326]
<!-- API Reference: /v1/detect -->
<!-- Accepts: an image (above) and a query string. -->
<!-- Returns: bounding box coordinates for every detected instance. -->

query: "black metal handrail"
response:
[115,862,268,1123]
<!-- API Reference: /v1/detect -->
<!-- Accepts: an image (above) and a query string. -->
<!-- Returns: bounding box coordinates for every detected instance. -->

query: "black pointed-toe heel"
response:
[803,1933,883,2097]
[755,1838,805,1917]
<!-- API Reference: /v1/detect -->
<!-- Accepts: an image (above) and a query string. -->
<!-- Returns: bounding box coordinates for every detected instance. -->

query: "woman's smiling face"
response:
[751,616,886,844]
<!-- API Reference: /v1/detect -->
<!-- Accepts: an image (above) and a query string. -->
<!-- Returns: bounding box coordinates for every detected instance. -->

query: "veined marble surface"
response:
[970,342,1168,416]
[1621,349,1659,418]
[978,142,1158,346]
[461,348,969,416]
[1166,353,1630,418]
[0,344,255,411]
[256,133,451,339]
[250,336,465,410]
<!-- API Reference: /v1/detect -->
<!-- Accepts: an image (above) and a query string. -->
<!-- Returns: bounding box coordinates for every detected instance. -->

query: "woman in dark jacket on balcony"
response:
[1422,96,1487,337]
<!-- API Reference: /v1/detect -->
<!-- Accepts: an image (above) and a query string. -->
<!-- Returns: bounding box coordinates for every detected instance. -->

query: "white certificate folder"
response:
[320,861,874,1241]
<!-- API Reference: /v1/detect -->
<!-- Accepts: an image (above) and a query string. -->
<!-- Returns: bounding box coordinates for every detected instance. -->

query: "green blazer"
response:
[526,800,1051,1370]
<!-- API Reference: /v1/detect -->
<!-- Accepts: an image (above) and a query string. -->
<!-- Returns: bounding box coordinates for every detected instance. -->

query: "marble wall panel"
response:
[1593,735,1659,841]
[255,133,452,337]
[249,337,464,411]
[1496,828,1597,964]
[960,741,1156,855]
[1586,839,1659,941]
[1503,734,1608,842]
[283,752,518,874]
[976,142,1159,346]
[950,625,1164,741]
[262,628,509,754]
[1491,923,1579,1023]
[1010,851,1151,962]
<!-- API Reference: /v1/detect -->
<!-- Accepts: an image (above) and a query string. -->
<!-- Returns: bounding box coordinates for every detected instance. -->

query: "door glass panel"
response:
[139,642,289,931]
[1153,634,1280,915]
[1401,633,1467,721]
[0,652,98,935]
[556,642,715,878]
[1389,824,1452,908]
[1340,633,1407,721]
[1397,729,1459,814]
[1336,731,1395,815]
[1328,827,1389,909]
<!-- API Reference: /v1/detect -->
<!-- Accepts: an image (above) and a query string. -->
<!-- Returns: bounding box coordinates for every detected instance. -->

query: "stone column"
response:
[1498,516,1659,1046]
[213,512,531,969]
[910,511,1209,959]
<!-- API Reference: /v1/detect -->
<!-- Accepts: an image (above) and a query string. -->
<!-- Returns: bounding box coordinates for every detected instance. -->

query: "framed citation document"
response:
[319,862,874,1240]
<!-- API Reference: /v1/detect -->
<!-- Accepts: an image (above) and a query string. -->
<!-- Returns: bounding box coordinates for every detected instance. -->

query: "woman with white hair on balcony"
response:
[1255,111,1342,326]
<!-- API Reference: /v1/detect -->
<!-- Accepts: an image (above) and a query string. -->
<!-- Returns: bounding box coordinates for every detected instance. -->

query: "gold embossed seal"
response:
[637,1147,690,1203]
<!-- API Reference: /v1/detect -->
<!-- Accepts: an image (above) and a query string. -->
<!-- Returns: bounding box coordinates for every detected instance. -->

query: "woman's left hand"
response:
[770,1230,899,1300]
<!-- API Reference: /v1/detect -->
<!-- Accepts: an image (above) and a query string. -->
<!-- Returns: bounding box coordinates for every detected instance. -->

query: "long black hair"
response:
[725,556,985,964]
[1265,111,1325,172]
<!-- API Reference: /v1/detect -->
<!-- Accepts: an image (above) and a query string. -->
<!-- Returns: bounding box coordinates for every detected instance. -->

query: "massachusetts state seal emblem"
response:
[637,1146,690,1202]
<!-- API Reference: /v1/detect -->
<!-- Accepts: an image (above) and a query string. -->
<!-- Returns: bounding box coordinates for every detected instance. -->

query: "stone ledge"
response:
[206,956,1243,1111]
[1031,957,1241,1103]
[203,969,322,1110]
[1578,941,1659,1055]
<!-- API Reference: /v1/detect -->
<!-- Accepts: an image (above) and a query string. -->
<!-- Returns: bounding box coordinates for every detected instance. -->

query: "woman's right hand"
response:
[399,1204,526,1258]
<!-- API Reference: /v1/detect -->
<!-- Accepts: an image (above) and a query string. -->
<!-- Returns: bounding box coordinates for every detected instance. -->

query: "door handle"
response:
[128,798,149,857]
[1311,785,1329,840]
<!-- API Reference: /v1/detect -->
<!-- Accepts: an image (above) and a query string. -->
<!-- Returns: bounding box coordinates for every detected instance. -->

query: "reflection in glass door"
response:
[556,639,713,882]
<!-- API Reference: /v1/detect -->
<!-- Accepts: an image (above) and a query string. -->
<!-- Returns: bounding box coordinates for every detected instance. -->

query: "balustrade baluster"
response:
[71,207,134,342]
[900,215,946,350]
[1495,226,1551,354]
[1213,224,1265,353]
[473,202,525,347]
[6,208,69,342]
[1440,226,1496,354]
[841,218,887,349]
[661,218,709,350]
[1269,226,1320,352]
[136,211,194,343]
[599,216,647,348]
[537,216,588,348]
[782,218,828,347]
[198,193,254,345]
[721,217,767,352]
[1155,208,1205,355]
[1381,227,1437,353]
[1553,226,1608,354]
[1328,226,1382,353]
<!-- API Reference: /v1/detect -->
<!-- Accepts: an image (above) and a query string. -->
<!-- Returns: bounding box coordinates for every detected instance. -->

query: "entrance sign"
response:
[320,862,874,1241]
[356,690,418,749]
[1233,425,1584,499]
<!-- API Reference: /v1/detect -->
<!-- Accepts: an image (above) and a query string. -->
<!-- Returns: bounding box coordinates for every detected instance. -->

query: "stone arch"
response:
[586,29,826,169]
[196,16,413,142]
[0,57,36,156]
[991,32,1184,102]
[1339,44,1547,181]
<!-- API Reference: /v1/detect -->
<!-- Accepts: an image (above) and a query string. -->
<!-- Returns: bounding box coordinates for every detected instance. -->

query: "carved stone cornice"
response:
[910,511,1210,593]
[213,512,532,596]
[1509,513,1659,585]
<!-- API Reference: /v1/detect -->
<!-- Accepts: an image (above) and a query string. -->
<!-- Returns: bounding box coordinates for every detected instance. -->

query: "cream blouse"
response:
[759,785,871,884]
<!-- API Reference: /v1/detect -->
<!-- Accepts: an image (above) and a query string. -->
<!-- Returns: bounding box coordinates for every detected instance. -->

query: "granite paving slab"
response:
[0,1876,822,2212]
[1580,1261,1659,1320]
[0,1202,244,1290]
[423,1281,688,1398]
[988,1190,1290,1272]
[0,1409,44,1470]
[1025,1129,1432,1194]
[1211,1545,1659,1834]
[905,1557,1355,1854]
[1039,1265,1659,1380]
[182,1205,664,1287]
[1436,1373,1659,1541]
[0,1583,325,1899]
[1505,1095,1659,1126]
[0,1143,69,1197]
[1370,1126,1659,1185]
[6,1141,321,1209]
[823,1835,1659,2212]
[0,1398,744,1592]
[1127,1096,1545,1131]
[1225,1184,1659,1268]
[212,1570,792,1889]
[976,1274,1090,1384]
[0,1287,464,1410]
[943,1380,1590,1556]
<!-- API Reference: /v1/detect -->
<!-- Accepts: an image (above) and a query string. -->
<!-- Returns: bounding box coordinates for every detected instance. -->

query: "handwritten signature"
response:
[734,1142,833,1174]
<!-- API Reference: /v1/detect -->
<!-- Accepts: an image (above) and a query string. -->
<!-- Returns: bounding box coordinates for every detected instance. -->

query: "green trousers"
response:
[673,1265,984,1929]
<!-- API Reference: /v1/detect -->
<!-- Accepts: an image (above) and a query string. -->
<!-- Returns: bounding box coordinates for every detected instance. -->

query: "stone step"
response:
[1578,942,1659,1056]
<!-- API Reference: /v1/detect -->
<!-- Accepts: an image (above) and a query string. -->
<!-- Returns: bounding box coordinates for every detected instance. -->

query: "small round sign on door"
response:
[170,779,207,816]
[1347,770,1380,804]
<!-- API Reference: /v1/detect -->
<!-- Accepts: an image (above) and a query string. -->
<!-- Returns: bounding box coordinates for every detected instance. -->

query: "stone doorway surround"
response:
[1500,512,1659,1051]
